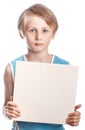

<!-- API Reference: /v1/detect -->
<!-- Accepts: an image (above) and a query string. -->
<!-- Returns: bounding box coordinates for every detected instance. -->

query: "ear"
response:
[19,30,24,39]
[52,32,56,39]
[52,33,55,40]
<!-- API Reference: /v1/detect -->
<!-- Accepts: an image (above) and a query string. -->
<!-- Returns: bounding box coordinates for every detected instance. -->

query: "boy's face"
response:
[23,15,54,53]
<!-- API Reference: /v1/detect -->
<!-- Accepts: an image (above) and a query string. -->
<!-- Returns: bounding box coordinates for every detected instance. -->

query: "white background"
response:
[0,0,85,129]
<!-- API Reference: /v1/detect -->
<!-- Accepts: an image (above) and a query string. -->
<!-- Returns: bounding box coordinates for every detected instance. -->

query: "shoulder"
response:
[53,55,69,65]
[10,55,25,68]
[11,55,25,64]
[4,64,12,77]
[10,55,25,77]
[4,64,13,85]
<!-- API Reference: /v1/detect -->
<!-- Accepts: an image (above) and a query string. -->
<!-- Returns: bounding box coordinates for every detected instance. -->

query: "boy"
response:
[3,4,81,130]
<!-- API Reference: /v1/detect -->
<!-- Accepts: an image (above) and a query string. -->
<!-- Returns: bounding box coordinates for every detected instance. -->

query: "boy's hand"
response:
[66,104,81,126]
[5,96,21,119]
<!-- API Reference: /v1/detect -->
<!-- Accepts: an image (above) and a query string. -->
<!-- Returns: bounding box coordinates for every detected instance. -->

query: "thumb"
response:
[74,104,82,111]
[9,96,13,101]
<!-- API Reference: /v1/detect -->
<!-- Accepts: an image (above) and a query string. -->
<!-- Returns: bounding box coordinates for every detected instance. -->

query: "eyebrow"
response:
[27,26,50,30]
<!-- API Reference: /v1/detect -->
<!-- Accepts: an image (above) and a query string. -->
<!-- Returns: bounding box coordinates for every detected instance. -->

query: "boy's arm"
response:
[4,64,14,106]
[3,64,21,119]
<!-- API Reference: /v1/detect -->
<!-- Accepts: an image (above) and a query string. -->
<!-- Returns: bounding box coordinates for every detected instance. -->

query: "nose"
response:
[35,31,42,40]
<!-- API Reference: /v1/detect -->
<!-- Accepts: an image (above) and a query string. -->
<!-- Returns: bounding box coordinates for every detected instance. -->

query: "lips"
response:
[35,43,44,46]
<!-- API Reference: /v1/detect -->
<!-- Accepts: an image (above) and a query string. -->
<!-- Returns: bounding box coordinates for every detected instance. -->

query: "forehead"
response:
[24,15,51,29]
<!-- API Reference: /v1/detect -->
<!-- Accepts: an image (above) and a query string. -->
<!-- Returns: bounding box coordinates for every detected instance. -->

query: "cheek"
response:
[45,35,53,43]
[25,33,34,40]
[26,36,34,43]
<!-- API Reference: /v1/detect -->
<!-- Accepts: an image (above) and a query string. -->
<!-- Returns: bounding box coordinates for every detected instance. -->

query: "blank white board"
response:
[13,61,79,124]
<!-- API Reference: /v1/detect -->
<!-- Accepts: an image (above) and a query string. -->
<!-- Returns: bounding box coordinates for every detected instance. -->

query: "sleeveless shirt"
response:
[10,55,69,130]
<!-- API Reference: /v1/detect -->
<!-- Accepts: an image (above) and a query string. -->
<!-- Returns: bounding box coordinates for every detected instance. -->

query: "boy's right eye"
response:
[28,29,35,33]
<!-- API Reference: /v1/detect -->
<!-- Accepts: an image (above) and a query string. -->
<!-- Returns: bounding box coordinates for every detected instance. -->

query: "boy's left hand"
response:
[66,104,81,126]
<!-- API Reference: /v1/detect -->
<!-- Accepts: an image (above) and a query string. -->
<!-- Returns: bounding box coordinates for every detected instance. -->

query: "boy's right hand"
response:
[5,96,21,119]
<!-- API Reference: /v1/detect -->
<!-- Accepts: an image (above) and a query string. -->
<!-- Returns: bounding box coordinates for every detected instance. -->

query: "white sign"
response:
[13,61,79,124]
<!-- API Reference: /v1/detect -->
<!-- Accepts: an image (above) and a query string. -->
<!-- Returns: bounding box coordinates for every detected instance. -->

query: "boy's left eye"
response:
[42,29,49,33]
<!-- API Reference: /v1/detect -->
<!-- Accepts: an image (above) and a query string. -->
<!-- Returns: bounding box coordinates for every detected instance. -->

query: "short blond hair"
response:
[18,4,58,35]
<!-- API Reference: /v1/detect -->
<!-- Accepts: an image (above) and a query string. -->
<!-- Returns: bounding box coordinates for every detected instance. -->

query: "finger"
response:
[7,101,18,107]
[6,105,21,112]
[66,120,79,126]
[5,107,21,118]
[6,110,21,118]
[74,111,81,117]
[68,104,81,116]
[6,109,21,116]
[9,96,13,101]
[66,117,80,126]
[66,112,81,124]
[68,111,81,117]
[74,104,82,111]
[66,114,81,121]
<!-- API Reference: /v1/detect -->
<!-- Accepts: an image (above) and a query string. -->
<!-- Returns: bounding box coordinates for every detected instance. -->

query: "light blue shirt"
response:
[11,55,69,130]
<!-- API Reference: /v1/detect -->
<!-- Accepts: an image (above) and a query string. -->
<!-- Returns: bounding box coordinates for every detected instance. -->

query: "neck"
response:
[25,50,53,63]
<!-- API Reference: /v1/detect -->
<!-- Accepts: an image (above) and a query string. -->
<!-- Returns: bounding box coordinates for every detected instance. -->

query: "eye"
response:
[42,29,49,33]
[28,29,35,33]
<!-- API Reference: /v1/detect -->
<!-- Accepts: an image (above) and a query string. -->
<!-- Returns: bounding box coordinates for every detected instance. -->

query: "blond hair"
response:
[18,4,58,35]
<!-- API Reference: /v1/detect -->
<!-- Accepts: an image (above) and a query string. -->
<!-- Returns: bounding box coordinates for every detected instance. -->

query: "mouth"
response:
[35,43,44,46]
